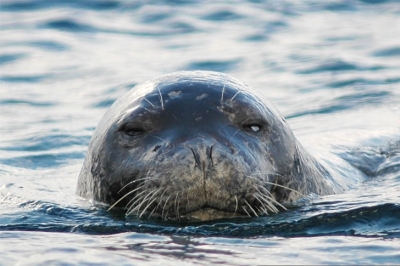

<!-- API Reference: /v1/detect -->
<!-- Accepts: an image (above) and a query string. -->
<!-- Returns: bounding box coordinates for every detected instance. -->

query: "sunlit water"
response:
[1,0,400,265]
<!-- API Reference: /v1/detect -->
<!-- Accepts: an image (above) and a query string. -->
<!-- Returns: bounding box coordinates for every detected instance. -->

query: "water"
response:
[1,0,400,265]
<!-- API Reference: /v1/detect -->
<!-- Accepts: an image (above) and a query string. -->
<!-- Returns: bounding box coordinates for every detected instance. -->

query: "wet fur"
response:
[77,71,340,221]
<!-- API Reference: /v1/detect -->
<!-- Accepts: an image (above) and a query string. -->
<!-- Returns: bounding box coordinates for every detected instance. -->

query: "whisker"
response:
[174,192,180,220]
[220,83,226,102]
[148,187,170,218]
[252,177,305,197]
[108,185,144,211]
[139,188,163,218]
[149,134,169,145]
[125,189,150,214]
[186,193,190,215]
[162,193,173,220]
[257,204,270,216]
[270,182,305,197]
[142,96,155,107]
[234,195,238,214]
[156,84,164,110]
[253,205,266,216]
[164,210,170,221]
[255,193,280,213]
[118,177,150,194]
[244,199,259,217]
[241,205,251,217]
[127,188,160,216]
[230,90,241,102]
[253,185,286,211]
[139,198,157,218]
[228,129,240,148]
[252,193,271,214]
[260,192,280,212]
[139,106,151,112]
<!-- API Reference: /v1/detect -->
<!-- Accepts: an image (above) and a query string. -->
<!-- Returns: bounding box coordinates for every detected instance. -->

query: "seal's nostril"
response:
[190,147,201,169]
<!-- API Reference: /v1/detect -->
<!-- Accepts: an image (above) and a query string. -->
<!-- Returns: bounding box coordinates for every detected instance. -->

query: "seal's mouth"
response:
[177,207,247,222]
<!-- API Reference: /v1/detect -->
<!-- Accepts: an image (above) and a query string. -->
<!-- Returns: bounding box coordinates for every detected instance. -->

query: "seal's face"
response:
[78,71,323,221]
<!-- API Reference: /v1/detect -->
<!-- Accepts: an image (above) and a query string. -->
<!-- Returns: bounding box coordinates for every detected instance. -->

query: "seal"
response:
[77,71,346,221]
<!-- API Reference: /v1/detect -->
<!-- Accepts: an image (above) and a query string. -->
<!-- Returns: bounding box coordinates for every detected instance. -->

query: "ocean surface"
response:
[1,0,400,265]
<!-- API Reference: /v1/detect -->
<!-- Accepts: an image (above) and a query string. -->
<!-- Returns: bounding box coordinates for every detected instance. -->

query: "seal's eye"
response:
[250,125,260,132]
[124,128,144,137]
[243,124,262,133]
[119,124,145,138]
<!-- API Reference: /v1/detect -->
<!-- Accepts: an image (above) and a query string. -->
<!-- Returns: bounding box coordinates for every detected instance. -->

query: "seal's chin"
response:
[177,208,247,222]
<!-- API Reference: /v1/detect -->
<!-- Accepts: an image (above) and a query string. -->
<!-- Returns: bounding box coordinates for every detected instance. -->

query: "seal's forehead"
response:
[156,71,250,92]
[136,71,256,102]
[101,71,284,131]
[114,71,282,118]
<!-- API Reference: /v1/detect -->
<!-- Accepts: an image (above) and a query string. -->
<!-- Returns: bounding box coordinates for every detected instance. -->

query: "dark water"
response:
[1,0,400,265]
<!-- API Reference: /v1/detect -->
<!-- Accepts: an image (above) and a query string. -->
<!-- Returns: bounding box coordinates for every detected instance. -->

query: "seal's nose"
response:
[189,144,214,171]
[185,138,215,171]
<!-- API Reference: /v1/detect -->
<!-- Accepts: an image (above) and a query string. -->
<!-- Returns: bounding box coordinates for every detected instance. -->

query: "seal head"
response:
[77,71,337,221]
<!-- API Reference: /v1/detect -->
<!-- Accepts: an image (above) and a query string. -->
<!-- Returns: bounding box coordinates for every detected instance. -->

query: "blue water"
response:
[1,0,400,265]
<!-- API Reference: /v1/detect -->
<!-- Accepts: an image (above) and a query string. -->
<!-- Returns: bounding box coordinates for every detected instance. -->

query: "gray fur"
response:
[77,71,340,221]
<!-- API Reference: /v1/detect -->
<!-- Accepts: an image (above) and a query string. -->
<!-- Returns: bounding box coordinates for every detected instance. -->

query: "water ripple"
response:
[1,152,85,169]
[0,53,26,65]
[202,10,243,21]
[1,133,89,152]
[0,0,120,11]
[1,202,398,239]
[0,99,56,107]
[340,141,400,177]
[1,0,400,264]
[326,78,381,88]
[286,90,392,118]
[40,19,95,32]
[372,46,400,57]
[0,75,50,83]
[185,59,242,72]
[297,59,384,74]
[27,40,69,51]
